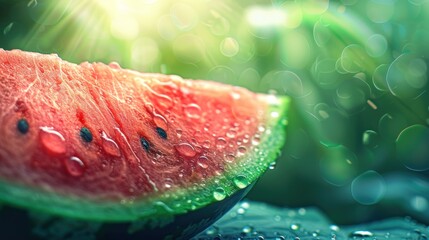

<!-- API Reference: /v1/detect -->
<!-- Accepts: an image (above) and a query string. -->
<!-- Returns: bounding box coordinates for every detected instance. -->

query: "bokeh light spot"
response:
[365,34,388,57]
[366,0,395,23]
[386,54,427,99]
[396,124,429,171]
[220,37,240,57]
[351,170,386,205]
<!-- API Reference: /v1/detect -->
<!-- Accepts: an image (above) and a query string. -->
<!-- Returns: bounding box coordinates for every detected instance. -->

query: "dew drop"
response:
[349,230,373,238]
[79,127,93,143]
[269,161,277,170]
[101,131,121,157]
[39,127,66,155]
[290,223,301,231]
[205,226,219,235]
[184,103,201,119]
[242,225,253,234]
[237,207,245,214]
[329,225,340,232]
[216,137,227,149]
[175,143,196,158]
[64,156,86,177]
[233,175,249,189]
[213,187,226,201]
[197,156,209,168]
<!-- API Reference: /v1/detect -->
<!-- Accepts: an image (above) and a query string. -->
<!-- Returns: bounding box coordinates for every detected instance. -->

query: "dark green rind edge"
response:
[0,95,290,222]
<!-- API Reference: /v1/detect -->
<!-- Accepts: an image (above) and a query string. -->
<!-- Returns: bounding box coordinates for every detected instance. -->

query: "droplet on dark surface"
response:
[17,118,29,134]
[80,127,93,143]
[156,127,167,139]
[140,137,150,151]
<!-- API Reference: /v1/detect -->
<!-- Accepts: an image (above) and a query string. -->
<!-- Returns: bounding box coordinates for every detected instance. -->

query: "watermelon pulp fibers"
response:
[0,49,289,221]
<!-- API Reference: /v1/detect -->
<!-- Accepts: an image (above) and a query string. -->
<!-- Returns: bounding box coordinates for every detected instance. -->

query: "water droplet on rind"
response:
[213,187,226,201]
[39,127,66,155]
[233,175,249,189]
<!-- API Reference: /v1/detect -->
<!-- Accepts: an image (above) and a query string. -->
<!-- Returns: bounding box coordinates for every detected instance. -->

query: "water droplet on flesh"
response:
[39,127,66,155]
[225,153,236,162]
[101,131,121,157]
[216,137,227,149]
[290,223,301,230]
[197,156,209,168]
[184,103,201,119]
[64,156,86,177]
[153,113,168,130]
[175,143,196,158]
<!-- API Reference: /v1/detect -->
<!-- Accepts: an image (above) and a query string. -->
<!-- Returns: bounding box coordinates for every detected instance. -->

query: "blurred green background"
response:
[1,0,429,226]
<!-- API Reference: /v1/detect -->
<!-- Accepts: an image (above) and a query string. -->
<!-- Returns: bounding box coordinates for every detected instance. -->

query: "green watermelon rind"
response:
[0,95,289,222]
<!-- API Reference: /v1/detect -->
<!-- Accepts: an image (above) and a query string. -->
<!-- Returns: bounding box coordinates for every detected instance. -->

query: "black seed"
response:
[156,127,167,139]
[140,137,150,151]
[17,118,29,134]
[80,127,93,142]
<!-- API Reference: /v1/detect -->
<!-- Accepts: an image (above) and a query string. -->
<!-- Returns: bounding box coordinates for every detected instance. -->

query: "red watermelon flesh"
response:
[0,49,289,221]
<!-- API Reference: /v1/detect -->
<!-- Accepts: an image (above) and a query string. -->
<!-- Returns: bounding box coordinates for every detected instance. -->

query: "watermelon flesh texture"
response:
[0,49,289,223]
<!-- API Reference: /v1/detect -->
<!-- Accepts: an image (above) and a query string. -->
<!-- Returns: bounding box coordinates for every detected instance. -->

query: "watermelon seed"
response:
[140,137,150,151]
[79,127,93,142]
[39,126,66,155]
[101,131,121,157]
[156,127,167,139]
[202,140,211,149]
[64,156,86,177]
[17,118,29,134]
[175,143,196,158]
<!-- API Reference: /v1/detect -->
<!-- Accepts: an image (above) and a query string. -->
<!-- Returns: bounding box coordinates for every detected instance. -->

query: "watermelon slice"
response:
[0,49,289,238]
